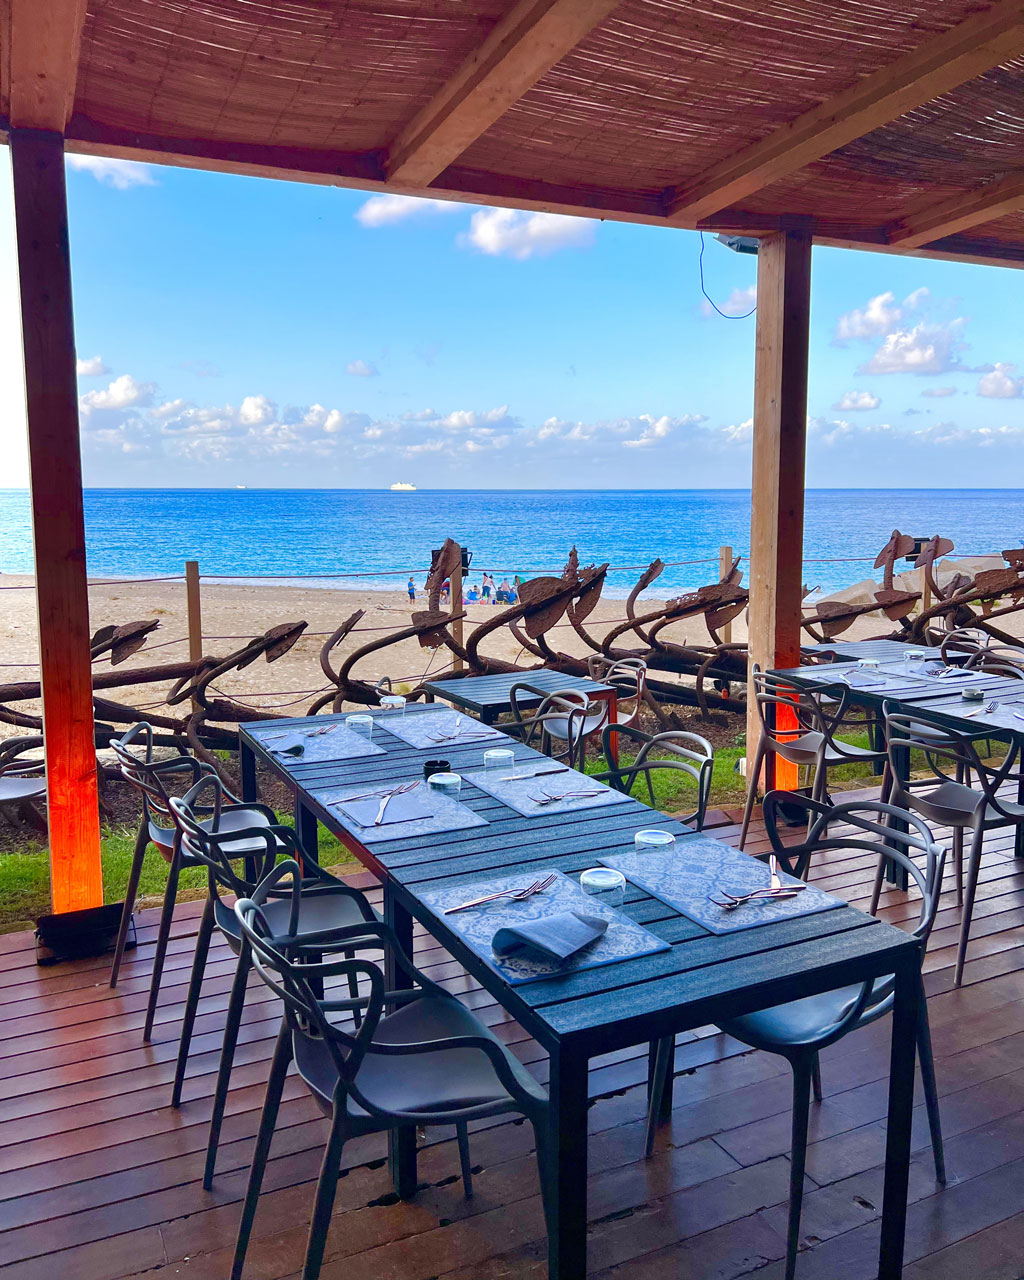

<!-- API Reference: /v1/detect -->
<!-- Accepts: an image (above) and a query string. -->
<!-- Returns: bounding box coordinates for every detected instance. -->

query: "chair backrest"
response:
[508,683,593,752]
[761,790,946,944]
[169,773,281,898]
[750,663,854,746]
[0,735,45,778]
[111,721,208,826]
[964,645,1024,679]
[939,625,992,665]
[883,703,1023,821]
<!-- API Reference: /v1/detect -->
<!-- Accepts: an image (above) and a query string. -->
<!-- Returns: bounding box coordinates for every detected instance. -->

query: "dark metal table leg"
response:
[1016,776,1024,858]
[295,791,318,857]
[547,1045,589,1280]
[878,958,919,1279]
[648,1037,673,1119]
[240,740,257,803]
[384,887,418,1199]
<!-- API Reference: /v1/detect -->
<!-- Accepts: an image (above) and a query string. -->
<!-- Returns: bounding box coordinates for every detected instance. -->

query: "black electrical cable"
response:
[698,231,756,319]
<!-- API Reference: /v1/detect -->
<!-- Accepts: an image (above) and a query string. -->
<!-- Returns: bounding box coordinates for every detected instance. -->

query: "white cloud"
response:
[66,156,156,189]
[859,320,966,375]
[977,362,1024,399]
[834,291,903,342]
[79,373,155,413]
[620,413,709,448]
[355,194,461,227]
[903,287,930,310]
[921,386,956,398]
[238,394,278,425]
[76,355,110,377]
[462,208,595,260]
[833,390,881,411]
[700,284,756,318]
[346,359,379,377]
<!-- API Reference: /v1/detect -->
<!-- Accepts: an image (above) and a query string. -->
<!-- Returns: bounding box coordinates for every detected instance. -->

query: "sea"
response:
[2,488,1023,599]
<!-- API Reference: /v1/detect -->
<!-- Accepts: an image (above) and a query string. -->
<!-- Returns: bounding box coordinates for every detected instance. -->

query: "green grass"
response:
[0,813,360,935]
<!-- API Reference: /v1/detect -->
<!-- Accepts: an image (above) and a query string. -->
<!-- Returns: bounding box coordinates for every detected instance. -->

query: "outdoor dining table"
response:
[240,704,921,1280]
[769,655,1024,863]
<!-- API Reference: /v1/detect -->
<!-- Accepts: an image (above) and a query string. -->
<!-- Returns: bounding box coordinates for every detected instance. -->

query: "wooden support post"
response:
[451,553,465,672]
[11,128,102,913]
[185,560,203,709]
[719,545,734,642]
[747,230,813,795]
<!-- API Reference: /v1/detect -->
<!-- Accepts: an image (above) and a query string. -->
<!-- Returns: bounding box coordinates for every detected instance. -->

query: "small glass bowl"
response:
[428,771,462,797]
[345,714,374,739]
[483,747,516,773]
[961,686,984,702]
[857,657,881,669]
[380,694,406,713]
[634,829,676,852]
[580,867,626,907]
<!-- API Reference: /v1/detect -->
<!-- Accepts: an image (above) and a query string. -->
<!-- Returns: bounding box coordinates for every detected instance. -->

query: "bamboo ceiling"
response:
[4,0,1024,266]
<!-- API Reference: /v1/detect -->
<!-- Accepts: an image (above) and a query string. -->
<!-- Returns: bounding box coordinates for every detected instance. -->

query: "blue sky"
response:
[2,150,1023,489]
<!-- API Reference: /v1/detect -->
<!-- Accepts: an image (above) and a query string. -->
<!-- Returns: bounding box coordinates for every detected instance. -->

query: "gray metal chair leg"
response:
[953,826,985,987]
[531,1117,556,1244]
[739,737,767,850]
[110,821,148,987]
[302,1113,348,1280]
[171,893,215,1107]
[203,942,251,1187]
[810,1052,823,1105]
[456,1121,473,1198]
[916,992,946,1184]
[231,1022,292,1280]
[785,1058,813,1280]
[142,851,182,1041]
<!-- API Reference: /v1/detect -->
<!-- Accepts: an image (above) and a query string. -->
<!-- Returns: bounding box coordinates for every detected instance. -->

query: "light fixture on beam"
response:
[716,234,760,255]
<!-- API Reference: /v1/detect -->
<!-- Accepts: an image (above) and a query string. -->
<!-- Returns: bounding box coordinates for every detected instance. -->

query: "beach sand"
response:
[2,571,1022,734]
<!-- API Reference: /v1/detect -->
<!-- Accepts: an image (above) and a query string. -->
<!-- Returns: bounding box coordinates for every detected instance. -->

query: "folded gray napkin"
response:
[491,911,608,963]
[338,791,431,828]
[269,735,305,756]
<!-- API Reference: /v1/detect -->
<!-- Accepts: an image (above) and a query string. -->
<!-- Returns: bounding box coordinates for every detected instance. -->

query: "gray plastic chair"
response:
[590,722,713,829]
[230,860,551,1280]
[739,664,888,848]
[109,723,278,1041]
[508,681,597,768]
[0,735,47,828]
[883,703,1024,986]
[167,776,382,1190]
[647,793,947,1280]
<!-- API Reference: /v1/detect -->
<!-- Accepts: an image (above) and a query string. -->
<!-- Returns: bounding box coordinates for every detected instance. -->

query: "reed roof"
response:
[5,0,1024,266]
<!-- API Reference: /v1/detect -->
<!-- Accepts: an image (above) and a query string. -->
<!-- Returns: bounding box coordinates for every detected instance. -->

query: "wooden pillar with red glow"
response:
[11,128,103,912]
[747,229,812,794]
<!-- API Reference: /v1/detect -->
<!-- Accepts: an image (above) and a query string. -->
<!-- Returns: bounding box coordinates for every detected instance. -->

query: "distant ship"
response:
[389,481,416,491]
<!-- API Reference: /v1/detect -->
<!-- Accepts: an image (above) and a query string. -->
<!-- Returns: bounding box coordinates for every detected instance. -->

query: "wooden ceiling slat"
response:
[385,0,620,186]
[8,0,87,130]
[665,0,1024,223]
[888,172,1024,247]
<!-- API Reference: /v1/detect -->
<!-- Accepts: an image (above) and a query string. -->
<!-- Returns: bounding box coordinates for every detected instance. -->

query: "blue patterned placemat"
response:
[379,707,506,749]
[248,719,385,762]
[308,778,489,844]
[417,868,669,985]
[464,764,633,817]
[600,834,843,935]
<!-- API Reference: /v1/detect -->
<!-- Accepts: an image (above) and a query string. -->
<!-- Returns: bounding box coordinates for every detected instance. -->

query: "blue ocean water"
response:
[1,488,1022,597]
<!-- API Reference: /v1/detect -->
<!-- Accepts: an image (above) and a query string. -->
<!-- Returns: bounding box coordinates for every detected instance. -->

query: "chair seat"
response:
[295,993,545,1119]
[905,778,1024,828]
[720,980,891,1049]
[543,710,607,742]
[772,731,883,767]
[213,884,377,945]
[0,776,47,804]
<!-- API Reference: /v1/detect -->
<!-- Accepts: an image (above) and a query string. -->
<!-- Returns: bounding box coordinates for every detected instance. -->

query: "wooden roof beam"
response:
[384,0,620,187]
[667,0,1024,225]
[7,0,87,131]
[888,172,1024,248]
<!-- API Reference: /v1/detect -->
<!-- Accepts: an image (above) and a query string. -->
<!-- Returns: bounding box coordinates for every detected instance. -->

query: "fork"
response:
[333,779,418,812]
[962,699,1000,719]
[529,788,603,805]
[444,873,556,914]
[708,885,806,910]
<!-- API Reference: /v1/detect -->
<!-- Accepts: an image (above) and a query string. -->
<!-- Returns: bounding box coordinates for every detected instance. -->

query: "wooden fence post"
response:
[185,560,202,709]
[451,552,465,672]
[718,545,734,642]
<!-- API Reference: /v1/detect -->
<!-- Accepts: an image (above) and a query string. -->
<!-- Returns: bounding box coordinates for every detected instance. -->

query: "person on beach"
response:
[440,579,450,607]
[498,577,511,604]
[466,583,480,603]
[482,573,492,603]
[407,577,416,603]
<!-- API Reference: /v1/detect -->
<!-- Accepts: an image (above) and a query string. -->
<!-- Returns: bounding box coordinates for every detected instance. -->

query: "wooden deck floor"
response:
[4,801,1024,1280]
